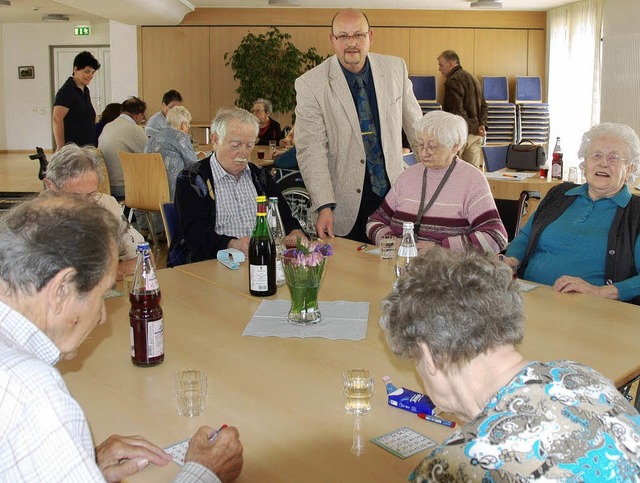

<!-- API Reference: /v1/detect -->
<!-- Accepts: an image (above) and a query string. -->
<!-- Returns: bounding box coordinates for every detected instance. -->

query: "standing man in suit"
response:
[438,50,488,169]
[295,9,422,243]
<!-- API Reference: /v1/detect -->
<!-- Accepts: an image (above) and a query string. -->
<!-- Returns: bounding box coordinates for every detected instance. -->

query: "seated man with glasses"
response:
[251,98,283,146]
[44,143,145,280]
[501,122,640,303]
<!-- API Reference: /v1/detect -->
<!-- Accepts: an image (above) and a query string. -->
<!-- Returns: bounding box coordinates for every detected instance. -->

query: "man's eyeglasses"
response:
[251,109,265,115]
[332,32,369,43]
[586,152,628,164]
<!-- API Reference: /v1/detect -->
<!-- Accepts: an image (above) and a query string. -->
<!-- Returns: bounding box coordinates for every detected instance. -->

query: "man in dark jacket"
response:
[170,107,304,266]
[438,50,488,169]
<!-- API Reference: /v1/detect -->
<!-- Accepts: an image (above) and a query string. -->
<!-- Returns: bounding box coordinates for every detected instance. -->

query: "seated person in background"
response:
[381,248,640,481]
[95,102,121,139]
[170,107,305,266]
[98,96,148,199]
[145,89,183,137]
[366,110,507,253]
[43,143,145,281]
[251,98,283,145]
[0,195,243,482]
[502,122,640,303]
[273,125,298,170]
[146,105,204,199]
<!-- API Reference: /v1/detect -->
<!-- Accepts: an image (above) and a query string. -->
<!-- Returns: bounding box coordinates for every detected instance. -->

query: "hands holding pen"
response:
[95,425,243,483]
[186,425,244,482]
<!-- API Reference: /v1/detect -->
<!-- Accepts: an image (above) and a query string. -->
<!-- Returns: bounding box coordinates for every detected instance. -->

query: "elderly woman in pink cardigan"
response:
[366,110,507,253]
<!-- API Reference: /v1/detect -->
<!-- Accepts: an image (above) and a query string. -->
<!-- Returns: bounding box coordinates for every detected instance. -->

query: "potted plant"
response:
[224,27,325,115]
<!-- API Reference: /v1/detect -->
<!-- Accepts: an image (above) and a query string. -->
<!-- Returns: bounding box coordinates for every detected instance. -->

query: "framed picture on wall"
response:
[18,66,35,79]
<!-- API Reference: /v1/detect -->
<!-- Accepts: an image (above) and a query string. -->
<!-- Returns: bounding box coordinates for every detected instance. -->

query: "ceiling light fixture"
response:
[268,0,302,5]
[470,0,503,9]
[0,0,12,6]
[42,13,70,22]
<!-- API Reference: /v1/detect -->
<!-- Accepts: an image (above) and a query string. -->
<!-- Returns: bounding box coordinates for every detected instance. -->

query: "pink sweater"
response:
[366,158,507,253]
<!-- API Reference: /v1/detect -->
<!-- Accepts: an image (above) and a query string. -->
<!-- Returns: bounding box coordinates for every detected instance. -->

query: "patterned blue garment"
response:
[411,361,640,482]
[145,127,199,200]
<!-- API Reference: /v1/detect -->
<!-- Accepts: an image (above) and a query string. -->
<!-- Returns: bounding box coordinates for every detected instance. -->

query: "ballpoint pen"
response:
[209,424,228,442]
[417,413,456,428]
[502,173,518,178]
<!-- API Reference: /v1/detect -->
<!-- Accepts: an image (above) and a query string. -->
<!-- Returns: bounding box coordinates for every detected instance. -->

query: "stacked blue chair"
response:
[482,76,516,145]
[515,76,550,146]
[409,75,442,113]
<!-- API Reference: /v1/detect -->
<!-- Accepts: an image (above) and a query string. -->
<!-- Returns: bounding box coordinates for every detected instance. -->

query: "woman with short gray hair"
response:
[367,110,507,253]
[381,248,640,481]
[251,98,283,146]
[503,122,640,303]
[145,105,203,199]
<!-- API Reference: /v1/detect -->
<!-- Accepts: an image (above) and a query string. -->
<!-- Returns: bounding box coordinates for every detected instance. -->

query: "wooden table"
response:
[486,170,561,225]
[59,237,640,482]
[59,238,448,482]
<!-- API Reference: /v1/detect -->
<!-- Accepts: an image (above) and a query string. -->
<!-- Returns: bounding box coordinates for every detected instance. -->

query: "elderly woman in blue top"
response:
[145,105,205,199]
[502,122,640,303]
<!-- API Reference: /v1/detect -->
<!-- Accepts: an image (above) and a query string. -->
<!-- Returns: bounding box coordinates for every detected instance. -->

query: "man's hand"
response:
[228,237,250,256]
[477,125,487,137]
[284,229,307,247]
[316,207,334,239]
[185,426,244,483]
[553,275,619,300]
[96,434,171,482]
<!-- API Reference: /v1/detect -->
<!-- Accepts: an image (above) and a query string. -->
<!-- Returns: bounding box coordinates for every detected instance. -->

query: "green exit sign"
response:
[74,26,91,36]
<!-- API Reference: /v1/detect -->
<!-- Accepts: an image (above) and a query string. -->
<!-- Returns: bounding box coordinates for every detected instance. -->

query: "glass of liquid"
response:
[343,368,374,415]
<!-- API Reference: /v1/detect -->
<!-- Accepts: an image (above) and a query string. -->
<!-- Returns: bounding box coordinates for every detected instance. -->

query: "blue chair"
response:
[482,145,509,172]
[159,201,178,248]
[515,76,543,103]
[403,152,418,167]
[410,75,442,113]
[483,76,509,102]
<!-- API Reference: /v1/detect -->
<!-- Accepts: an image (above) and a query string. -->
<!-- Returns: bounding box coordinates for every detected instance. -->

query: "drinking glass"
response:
[175,369,207,417]
[379,235,397,260]
[343,369,374,415]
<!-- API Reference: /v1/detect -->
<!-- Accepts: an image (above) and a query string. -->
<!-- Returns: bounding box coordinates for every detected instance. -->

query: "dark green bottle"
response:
[248,195,277,296]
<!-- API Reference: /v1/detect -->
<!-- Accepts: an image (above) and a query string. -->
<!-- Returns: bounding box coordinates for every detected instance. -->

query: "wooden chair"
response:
[118,151,170,248]
[92,148,111,195]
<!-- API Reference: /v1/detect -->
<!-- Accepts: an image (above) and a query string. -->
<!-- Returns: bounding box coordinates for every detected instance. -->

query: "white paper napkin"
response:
[243,300,369,340]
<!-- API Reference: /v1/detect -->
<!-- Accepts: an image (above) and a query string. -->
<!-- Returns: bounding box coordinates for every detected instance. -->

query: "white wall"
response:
[601,0,640,135]
[0,21,109,150]
[109,21,139,104]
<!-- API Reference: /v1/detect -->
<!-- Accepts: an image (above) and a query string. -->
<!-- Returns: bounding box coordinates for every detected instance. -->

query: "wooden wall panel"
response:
[475,29,528,101]
[409,28,476,104]
[367,28,411,63]
[182,8,546,30]
[528,29,547,99]
[141,9,546,126]
[140,27,211,123]
[210,26,269,122]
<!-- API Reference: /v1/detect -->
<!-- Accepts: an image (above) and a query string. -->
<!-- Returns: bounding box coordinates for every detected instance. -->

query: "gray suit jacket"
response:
[295,53,422,236]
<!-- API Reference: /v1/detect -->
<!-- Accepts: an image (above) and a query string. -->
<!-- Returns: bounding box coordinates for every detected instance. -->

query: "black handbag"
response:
[506,140,546,171]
